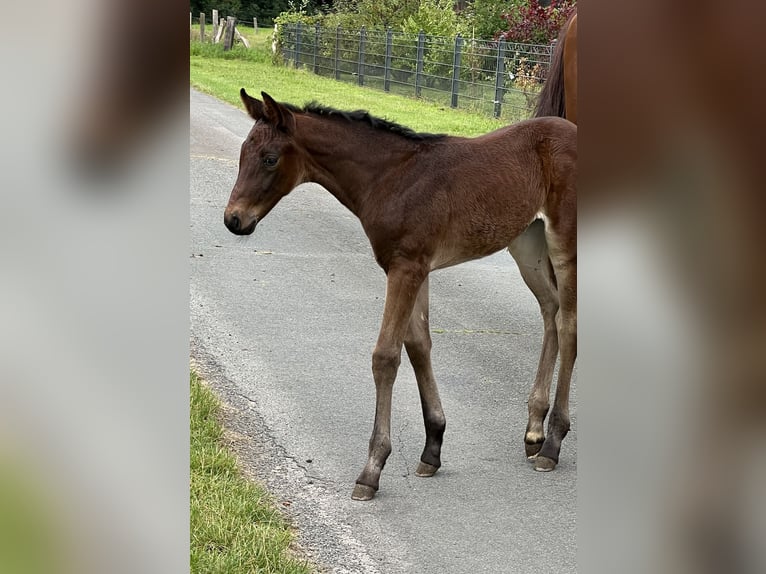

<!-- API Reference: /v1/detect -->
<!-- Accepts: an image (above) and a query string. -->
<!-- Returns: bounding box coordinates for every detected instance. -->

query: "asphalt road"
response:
[190,88,576,574]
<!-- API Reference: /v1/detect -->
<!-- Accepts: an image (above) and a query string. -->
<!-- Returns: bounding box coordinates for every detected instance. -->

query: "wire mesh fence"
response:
[280,23,553,122]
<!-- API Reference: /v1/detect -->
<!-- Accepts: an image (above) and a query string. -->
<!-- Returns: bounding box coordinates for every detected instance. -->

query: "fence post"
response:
[415,30,425,98]
[199,13,205,42]
[223,16,236,51]
[254,18,258,33]
[358,27,366,86]
[384,28,393,92]
[493,39,507,118]
[334,26,341,80]
[451,34,463,108]
[212,10,219,38]
[295,22,302,68]
[313,23,320,74]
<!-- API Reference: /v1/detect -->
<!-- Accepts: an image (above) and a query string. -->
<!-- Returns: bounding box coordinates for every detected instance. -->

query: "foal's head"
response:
[224,89,304,236]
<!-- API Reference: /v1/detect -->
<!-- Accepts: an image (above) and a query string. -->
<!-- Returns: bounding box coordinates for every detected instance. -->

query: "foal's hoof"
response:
[415,461,439,477]
[351,483,377,501]
[533,456,557,472]
[525,440,544,459]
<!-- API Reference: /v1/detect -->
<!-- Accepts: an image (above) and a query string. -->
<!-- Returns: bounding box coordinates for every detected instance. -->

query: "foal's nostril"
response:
[225,213,241,233]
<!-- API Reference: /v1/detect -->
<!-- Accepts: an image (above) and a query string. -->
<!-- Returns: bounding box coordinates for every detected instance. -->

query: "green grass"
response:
[190,33,507,137]
[190,371,313,574]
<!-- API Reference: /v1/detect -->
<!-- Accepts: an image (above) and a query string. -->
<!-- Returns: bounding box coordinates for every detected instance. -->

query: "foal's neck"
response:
[296,115,422,216]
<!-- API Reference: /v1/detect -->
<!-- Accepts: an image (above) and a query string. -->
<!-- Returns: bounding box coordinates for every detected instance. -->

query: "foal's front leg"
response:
[352,263,428,501]
[403,277,446,477]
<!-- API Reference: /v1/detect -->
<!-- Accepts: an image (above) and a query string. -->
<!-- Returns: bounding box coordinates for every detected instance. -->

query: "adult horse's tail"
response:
[534,10,576,120]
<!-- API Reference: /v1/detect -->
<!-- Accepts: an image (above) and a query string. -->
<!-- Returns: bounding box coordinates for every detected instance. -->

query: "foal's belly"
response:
[429,214,540,271]
[429,238,509,271]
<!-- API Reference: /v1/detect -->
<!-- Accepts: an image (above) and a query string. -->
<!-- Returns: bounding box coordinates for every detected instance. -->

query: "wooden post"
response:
[313,23,320,74]
[199,13,206,42]
[235,27,250,48]
[357,27,366,86]
[451,34,463,108]
[223,16,236,51]
[493,39,507,118]
[254,18,258,33]
[415,30,425,98]
[212,10,219,41]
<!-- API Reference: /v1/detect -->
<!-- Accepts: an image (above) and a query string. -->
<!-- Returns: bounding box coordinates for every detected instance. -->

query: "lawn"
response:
[190,29,507,137]
[190,371,313,574]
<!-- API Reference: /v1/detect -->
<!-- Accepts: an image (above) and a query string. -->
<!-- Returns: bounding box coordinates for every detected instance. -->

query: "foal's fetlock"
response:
[524,422,546,459]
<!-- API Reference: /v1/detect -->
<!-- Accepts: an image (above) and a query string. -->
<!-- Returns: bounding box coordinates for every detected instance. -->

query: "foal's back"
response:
[404,117,577,270]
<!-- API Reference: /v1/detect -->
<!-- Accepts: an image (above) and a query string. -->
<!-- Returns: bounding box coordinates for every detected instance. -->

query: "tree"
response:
[190,0,293,26]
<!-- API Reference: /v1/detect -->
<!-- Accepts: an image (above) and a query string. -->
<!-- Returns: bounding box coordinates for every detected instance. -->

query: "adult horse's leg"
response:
[508,220,560,459]
[534,218,577,472]
[403,277,447,477]
[353,263,428,501]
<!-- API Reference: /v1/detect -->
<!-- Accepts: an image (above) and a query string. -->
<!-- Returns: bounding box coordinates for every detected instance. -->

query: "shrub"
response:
[463,0,523,41]
[497,0,576,45]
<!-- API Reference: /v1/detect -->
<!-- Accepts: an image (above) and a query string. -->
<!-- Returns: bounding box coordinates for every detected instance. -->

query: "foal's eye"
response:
[263,155,279,168]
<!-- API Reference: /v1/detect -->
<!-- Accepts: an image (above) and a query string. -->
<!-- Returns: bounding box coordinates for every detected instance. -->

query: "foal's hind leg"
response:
[403,277,447,477]
[508,219,560,459]
[534,217,577,472]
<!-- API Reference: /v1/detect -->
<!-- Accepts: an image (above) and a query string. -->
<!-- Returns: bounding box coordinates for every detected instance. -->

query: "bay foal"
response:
[224,90,577,500]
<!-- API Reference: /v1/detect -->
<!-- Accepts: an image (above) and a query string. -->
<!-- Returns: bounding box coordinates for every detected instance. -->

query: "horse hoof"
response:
[415,461,439,477]
[351,484,377,501]
[534,456,557,472]
[525,441,543,458]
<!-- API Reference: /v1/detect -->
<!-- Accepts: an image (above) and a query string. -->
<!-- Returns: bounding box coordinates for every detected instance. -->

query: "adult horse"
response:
[535,9,577,124]
[225,90,577,500]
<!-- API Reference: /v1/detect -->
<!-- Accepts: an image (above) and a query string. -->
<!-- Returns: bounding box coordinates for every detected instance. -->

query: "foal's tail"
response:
[534,11,575,119]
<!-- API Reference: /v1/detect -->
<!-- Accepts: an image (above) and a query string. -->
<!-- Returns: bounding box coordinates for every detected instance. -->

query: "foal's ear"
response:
[240,88,264,120]
[261,92,295,133]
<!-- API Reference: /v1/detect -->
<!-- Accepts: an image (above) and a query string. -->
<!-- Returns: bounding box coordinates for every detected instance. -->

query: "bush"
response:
[463,0,523,41]
[497,0,576,44]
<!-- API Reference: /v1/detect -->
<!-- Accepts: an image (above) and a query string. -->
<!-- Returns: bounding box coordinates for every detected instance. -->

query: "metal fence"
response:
[280,23,553,122]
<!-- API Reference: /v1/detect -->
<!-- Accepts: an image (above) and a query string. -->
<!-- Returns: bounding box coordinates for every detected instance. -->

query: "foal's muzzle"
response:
[224,212,257,235]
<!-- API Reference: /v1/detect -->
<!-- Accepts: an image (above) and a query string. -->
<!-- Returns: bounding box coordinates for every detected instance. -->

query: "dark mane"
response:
[297,102,446,141]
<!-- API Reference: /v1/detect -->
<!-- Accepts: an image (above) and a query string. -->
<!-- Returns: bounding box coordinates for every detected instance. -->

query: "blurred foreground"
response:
[579,1,766,572]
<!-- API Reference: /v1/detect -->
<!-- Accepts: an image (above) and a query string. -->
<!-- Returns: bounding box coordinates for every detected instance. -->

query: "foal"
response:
[224,89,577,500]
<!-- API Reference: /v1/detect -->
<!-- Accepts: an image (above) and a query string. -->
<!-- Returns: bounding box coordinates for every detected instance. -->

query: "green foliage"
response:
[190,0,293,26]
[463,0,523,40]
[402,0,466,38]
[190,0,243,19]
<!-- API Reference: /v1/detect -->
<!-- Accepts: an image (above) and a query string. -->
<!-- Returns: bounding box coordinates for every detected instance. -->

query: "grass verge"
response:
[190,371,313,574]
[190,33,506,137]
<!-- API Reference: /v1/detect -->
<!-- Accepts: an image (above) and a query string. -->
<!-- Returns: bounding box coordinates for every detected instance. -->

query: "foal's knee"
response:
[372,346,401,378]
